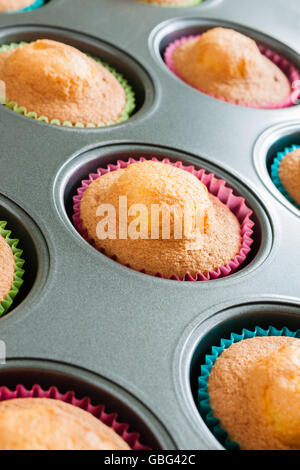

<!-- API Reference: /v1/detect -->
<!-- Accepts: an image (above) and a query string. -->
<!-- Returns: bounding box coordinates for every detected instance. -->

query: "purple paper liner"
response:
[73,157,254,281]
[164,34,300,109]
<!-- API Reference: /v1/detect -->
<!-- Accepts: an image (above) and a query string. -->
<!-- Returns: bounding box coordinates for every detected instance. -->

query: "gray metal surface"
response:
[0,0,299,450]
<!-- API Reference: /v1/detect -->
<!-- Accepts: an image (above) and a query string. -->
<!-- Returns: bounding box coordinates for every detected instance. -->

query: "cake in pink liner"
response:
[164,27,300,108]
[73,158,254,281]
[0,384,150,450]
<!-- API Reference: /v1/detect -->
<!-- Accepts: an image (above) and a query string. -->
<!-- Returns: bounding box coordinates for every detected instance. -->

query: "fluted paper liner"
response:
[164,34,300,109]
[0,42,135,128]
[271,145,300,210]
[198,325,300,450]
[0,221,25,317]
[73,157,254,281]
[0,384,150,450]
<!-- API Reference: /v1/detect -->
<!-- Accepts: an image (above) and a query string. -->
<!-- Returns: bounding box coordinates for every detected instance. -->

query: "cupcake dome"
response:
[278,149,300,205]
[0,398,130,450]
[0,0,40,12]
[0,221,24,316]
[205,335,300,450]
[78,160,243,279]
[167,27,292,106]
[0,40,135,127]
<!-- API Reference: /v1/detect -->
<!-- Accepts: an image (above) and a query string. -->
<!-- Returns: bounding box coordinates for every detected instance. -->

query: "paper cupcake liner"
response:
[198,325,300,450]
[0,221,25,317]
[138,0,202,7]
[271,145,300,210]
[73,157,254,281]
[164,34,300,109]
[0,384,150,450]
[3,0,44,13]
[0,42,136,128]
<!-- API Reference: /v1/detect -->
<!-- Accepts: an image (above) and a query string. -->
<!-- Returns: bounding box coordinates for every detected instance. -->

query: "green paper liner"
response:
[271,145,300,211]
[138,0,202,6]
[198,325,300,450]
[0,42,136,128]
[0,221,25,317]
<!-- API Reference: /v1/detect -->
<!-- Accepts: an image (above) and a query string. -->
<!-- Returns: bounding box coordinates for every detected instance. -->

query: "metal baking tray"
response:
[0,0,299,450]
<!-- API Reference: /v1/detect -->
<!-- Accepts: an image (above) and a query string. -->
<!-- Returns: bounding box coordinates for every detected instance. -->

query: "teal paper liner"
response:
[0,221,25,317]
[4,0,44,13]
[0,42,135,128]
[271,145,300,210]
[198,325,300,450]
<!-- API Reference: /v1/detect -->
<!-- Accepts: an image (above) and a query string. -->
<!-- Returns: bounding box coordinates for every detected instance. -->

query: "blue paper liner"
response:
[198,325,300,450]
[271,145,300,210]
[4,0,44,13]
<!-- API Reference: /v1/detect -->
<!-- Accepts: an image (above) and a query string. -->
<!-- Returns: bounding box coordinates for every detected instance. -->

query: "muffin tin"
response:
[0,0,299,450]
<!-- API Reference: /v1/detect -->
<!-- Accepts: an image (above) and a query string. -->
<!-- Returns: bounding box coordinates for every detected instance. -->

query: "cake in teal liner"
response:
[198,326,300,450]
[0,221,25,317]
[271,145,300,210]
[0,39,135,128]
[1,0,44,13]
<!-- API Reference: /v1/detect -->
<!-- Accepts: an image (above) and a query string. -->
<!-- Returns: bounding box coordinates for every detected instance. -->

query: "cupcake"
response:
[0,0,43,12]
[74,159,254,280]
[138,0,202,6]
[199,329,300,450]
[0,384,150,450]
[0,39,135,127]
[165,27,298,108]
[271,147,300,209]
[0,221,24,317]
[0,398,130,450]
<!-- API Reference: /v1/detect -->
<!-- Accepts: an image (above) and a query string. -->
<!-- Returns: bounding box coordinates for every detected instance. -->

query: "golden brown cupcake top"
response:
[0,232,15,304]
[247,345,300,449]
[0,398,131,450]
[278,149,300,204]
[172,27,291,105]
[0,0,35,12]
[79,161,241,278]
[0,39,127,125]
[208,336,300,450]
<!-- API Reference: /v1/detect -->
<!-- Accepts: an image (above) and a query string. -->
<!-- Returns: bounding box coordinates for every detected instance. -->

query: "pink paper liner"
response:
[0,384,150,450]
[73,157,254,282]
[164,34,300,109]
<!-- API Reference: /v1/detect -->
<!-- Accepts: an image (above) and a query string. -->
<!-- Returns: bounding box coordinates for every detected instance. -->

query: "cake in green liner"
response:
[0,221,25,317]
[0,40,135,128]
